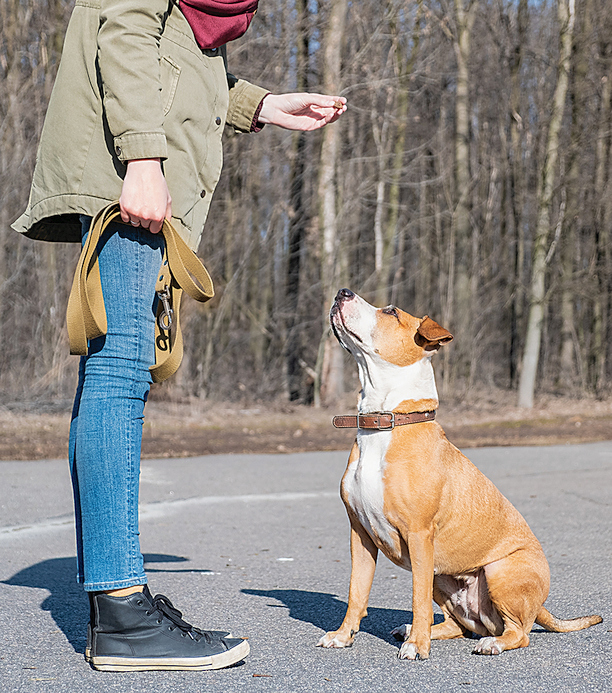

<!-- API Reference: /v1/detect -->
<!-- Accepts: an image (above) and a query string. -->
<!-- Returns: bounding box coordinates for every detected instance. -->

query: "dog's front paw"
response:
[316,630,355,649]
[391,623,410,641]
[472,636,504,655]
[398,641,429,661]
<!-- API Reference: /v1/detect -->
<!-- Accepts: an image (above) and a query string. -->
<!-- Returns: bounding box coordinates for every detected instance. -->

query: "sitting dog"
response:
[317,289,602,659]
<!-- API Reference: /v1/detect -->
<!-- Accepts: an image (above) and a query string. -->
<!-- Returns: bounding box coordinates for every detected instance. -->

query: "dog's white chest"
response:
[343,431,399,554]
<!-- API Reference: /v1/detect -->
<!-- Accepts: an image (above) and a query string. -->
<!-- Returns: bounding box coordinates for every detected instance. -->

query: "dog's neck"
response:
[355,352,439,413]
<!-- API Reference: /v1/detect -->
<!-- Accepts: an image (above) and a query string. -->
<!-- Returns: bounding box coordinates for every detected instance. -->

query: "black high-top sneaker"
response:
[89,586,247,671]
[84,588,231,663]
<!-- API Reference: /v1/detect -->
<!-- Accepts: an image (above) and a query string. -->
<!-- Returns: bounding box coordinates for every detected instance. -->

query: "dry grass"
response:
[1,390,611,461]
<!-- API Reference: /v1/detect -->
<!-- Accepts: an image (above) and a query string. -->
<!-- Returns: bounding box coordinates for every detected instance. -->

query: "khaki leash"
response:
[67,202,214,383]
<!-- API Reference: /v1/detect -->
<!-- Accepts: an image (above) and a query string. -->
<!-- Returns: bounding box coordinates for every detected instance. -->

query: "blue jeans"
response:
[69,217,164,591]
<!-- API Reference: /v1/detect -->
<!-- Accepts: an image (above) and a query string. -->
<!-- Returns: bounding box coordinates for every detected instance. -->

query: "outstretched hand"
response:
[258,93,347,131]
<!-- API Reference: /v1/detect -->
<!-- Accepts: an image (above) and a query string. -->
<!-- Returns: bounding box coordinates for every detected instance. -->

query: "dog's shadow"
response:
[1,553,211,654]
[242,588,444,644]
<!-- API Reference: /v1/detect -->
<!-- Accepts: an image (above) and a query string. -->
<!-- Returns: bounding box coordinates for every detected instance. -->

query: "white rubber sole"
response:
[90,638,249,671]
[85,632,234,664]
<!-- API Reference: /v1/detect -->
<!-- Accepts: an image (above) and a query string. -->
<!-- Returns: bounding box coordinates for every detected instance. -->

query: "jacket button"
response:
[215,117,221,126]
[115,145,122,156]
[200,189,206,198]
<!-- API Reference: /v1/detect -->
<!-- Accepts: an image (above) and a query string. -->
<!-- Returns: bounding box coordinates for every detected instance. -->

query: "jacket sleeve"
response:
[226,73,270,133]
[98,0,170,161]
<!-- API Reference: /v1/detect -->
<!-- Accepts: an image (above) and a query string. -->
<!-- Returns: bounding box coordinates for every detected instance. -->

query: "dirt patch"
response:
[1,392,611,461]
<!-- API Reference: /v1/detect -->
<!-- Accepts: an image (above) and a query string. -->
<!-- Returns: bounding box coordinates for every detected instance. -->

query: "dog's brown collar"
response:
[332,410,436,430]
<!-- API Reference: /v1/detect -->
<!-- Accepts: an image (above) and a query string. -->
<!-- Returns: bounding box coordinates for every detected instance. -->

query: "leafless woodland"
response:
[1,0,612,409]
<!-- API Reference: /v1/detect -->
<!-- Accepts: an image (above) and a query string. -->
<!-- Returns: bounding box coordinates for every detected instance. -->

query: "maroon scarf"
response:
[179,0,259,50]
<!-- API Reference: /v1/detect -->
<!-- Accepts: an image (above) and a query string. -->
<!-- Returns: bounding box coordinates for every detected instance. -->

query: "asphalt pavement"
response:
[0,441,610,692]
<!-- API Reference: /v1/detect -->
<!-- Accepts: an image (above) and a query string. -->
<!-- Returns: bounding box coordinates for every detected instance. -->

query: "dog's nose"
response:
[335,288,355,302]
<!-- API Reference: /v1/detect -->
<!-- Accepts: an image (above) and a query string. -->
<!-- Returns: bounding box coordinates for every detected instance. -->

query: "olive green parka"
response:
[12,0,269,250]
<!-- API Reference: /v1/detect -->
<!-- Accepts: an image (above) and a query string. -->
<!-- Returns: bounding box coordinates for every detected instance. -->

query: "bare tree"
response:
[518,0,575,408]
[449,0,478,377]
[316,0,348,407]
[3,0,612,409]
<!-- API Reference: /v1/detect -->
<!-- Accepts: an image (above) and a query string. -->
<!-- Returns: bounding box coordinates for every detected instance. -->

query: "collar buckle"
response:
[358,411,395,430]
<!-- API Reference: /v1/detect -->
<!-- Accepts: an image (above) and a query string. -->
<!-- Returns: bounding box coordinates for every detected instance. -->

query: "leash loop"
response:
[67,202,214,382]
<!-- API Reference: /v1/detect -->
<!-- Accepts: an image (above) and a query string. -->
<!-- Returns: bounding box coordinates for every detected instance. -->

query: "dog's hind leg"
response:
[392,612,467,644]
[393,579,471,643]
[317,520,378,649]
[473,547,550,655]
[430,616,470,640]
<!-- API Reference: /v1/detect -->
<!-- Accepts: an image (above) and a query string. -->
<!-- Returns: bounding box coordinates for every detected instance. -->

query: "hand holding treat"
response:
[258,93,347,131]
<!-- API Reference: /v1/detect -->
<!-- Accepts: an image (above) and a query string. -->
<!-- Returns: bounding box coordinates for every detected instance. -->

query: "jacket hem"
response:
[12,193,195,249]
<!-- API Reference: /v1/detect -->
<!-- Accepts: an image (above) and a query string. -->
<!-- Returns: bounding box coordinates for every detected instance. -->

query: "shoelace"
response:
[146,593,213,643]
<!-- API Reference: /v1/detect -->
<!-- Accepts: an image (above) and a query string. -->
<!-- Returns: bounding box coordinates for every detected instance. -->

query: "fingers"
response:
[300,93,347,111]
[119,204,166,234]
[119,208,151,229]
[287,94,347,121]
[311,101,347,125]
[148,217,163,235]
[119,206,171,233]
[147,195,173,234]
[283,92,346,108]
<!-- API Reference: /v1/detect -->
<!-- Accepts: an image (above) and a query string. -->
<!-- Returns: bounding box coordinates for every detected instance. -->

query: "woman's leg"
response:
[67,217,250,671]
[69,218,163,592]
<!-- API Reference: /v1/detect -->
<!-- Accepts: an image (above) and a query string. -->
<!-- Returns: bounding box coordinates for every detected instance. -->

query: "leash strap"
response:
[66,202,214,383]
[332,411,436,429]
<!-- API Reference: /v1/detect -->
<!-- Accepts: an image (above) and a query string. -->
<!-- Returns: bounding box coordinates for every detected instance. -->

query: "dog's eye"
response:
[382,306,399,318]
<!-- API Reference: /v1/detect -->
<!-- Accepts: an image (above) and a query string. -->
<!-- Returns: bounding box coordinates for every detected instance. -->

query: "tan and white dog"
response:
[317,289,602,660]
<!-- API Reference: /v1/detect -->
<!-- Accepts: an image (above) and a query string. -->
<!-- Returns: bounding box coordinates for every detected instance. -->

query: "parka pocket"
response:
[160,55,181,116]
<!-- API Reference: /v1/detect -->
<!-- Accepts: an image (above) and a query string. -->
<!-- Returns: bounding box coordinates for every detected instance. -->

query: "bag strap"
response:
[66,202,214,383]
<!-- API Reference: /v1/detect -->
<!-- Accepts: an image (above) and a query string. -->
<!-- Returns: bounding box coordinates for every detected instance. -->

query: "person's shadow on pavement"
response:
[242,588,443,645]
[2,553,208,654]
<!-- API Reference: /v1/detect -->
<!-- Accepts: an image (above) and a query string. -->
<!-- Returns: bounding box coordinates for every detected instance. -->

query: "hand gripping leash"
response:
[66,202,214,382]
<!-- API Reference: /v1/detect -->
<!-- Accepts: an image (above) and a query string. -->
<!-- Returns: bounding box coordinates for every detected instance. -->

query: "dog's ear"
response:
[416,316,453,350]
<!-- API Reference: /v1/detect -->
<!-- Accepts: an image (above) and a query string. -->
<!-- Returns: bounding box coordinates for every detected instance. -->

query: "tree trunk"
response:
[285,0,310,401]
[560,0,590,386]
[376,0,423,307]
[317,0,348,407]
[508,0,529,387]
[518,0,575,408]
[593,35,612,394]
[450,0,477,376]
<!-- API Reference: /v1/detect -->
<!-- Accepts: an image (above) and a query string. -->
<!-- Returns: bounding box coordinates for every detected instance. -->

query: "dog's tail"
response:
[535,607,602,632]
